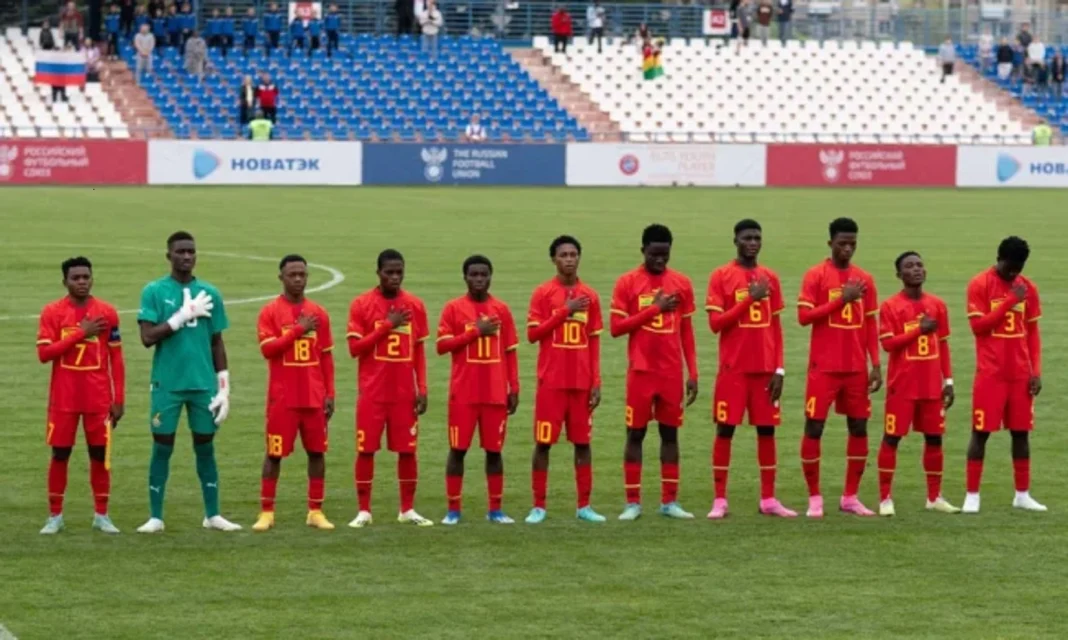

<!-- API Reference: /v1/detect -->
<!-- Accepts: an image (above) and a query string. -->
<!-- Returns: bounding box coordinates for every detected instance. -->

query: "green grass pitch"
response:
[1,187,1067,639]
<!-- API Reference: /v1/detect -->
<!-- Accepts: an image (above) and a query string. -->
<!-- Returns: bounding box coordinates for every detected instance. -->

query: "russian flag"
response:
[34,51,86,87]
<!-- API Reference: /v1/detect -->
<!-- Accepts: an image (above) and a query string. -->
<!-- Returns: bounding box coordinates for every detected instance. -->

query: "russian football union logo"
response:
[0,145,18,181]
[819,149,845,183]
[619,154,640,176]
[421,147,448,183]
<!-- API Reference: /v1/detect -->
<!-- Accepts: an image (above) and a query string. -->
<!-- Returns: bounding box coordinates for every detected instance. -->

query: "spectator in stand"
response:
[586,1,605,54]
[1051,51,1065,99]
[39,20,57,51]
[551,6,572,54]
[249,109,274,140]
[257,73,279,123]
[185,30,208,82]
[1032,120,1053,146]
[777,0,793,44]
[465,113,487,141]
[60,2,84,50]
[1027,37,1046,82]
[938,36,955,83]
[105,5,121,60]
[732,0,751,54]
[166,4,182,50]
[151,8,167,49]
[179,2,195,54]
[325,5,341,58]
[120,0,135,37]
[308,14,323,57]
[242,8,258,56]
[1015,23,1032,80]
[134,5,150,39]
[52,43,73,103]
[995,37,1014,81]
[207,9,222,51]
[220,8,235,58]
[418,0,444,59]
[978,28,994,74]
[396,0,416,37]
[239,75,256,124]
[147,0,165,19]
[264,3,284,56]
[288,15,307,58]
[755,0,773,46]
[84,38,102,83]
[134,23,155,85]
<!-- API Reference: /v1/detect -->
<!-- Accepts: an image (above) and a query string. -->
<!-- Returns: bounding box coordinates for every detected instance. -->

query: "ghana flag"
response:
[642,42,663,80]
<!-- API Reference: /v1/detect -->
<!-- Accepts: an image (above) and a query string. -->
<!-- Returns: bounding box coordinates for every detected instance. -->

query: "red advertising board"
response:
[0,140,147,185]
[766,144,957,187]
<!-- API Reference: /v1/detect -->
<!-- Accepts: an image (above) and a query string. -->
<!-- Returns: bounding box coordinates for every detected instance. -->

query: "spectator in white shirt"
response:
[83,37,101,82]
[134,23,155,85]
[978,30,994,74]
[418,0,443,59]
[464,113,486,142]
[1027,39,1046,75]
[586,1,605,54]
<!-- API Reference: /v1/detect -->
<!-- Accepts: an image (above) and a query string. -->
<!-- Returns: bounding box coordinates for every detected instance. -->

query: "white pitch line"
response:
[0,244,346,322]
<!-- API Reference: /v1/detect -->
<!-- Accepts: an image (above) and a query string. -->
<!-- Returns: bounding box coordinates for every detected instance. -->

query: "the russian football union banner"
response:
[147,140,362,185]
[956,146,1068,188]
[702,10,731,36]
[566,144,766,186]
[362,143,566,186]
[766,144,957,187]
[0,140,146,184]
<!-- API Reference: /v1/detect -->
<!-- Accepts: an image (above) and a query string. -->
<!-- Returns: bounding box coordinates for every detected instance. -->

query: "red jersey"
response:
[346,288,429,401]
[437,294,518,405]
[967,268,1040,381]
[257,296,334,409]
[879,292,950,400]
[527,277,602,390]
[705,261,784,374]
[798,260,878,373]
[36,296,122,413]
[610,266,696,379]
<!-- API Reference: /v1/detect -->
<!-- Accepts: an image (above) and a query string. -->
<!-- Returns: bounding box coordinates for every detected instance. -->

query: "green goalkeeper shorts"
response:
[150,388,217,436]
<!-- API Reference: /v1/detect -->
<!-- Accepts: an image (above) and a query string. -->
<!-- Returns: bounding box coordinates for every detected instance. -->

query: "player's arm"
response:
[107,314,126,409]
[413,303,429,398]
[864,279,881,368]
[36,309,83,362]
[590,296,603,387]
[706,270,749,333]
[1026,289,1042,378]
[526,289,570,343]
[797,272,845,326]
[346,299,395,357]
[878,303,921,352]
[435,304,480,354]
[258,306,305,358]
[319,311,336,401]
[503,307,520,393]
[681,315,698,382]
[966,280,1020,336]
[609,277,659,337]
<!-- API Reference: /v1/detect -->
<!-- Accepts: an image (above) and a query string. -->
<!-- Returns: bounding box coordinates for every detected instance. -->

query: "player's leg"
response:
[654,378,691,518]
[709,372,744,519]
[42,411,77,533]
[301,410,333,529]
[528,385,563,523]
[189,393,241,531]
[568,390,602,522]
[443,402,477,524]
[876,395,909,516]
[255,403,294,531]
[388,403,431,526]
[800,371,834,517]
[85,413,119,533]
[963,376,1007,513]
[481,405,512,523]
[621,371,653,520]
[254,455,282,531]
[1007,381,1044,511]
[840,373,874,516]
[138,389,182,533]
[352,396,384,527]
[916,400,958,513]
[747,373,794,517]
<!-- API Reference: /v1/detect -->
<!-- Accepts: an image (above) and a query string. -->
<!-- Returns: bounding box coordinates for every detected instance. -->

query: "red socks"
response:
[308,477,324,511]
[47,458,69,516]
[712,436,731,500]
[756,435,777,500]
[576,463,592,509]
[800,436,821,497]
[624,461,641,504]
[1013,458,1030,492]
[532,469,548,509]
[89,458,109,515]
[398,453,418,513]
[844,434,869,497]
[661,463,679,504]
[966,458,983,493]
[446,474,463,512]
[923,443,943,502]
[355,453,375,512]
[487,473,503,511]
[260,477,278,512]
[877,441,897,502]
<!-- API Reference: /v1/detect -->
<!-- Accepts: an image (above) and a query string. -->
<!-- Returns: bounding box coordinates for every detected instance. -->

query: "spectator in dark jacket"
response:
[120,0,135,37]
[264,3,284,55]
[242,8,258,56]
[166,4,182,49]
[39,19,56,50]
[308,16,322,56]
[288,17,306,57]
[105,5,121,59]
[777,0,793,43]
[551,7,573,53]
[1050,52,1065,99]
[325,5,342,57]
[396,0,416,37]
[147,0,165,19]
[995,37,1014,80]
[239,75,257,124]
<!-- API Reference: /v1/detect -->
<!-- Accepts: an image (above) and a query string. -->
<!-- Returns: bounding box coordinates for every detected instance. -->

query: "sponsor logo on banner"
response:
[362,143,565,185]
[565,144,766,186]
[956,146,1068,187]
[148,141,362,185]
[766,144,956,187]
[0,139,146,184]
[702,9,731,36]
[996,153,1020,182]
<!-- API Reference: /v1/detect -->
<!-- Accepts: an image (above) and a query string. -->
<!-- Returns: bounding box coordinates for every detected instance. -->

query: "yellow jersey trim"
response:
[797,301,815,309]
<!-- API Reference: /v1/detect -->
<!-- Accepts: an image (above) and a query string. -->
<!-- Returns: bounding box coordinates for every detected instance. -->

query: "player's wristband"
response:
[775,368,785,376]
[216,370,230,395]
[945,378,954,386]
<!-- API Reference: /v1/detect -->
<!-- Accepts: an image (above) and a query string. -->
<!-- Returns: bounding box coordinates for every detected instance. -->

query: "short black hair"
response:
[462,254,493,275]
[829,217,859,239]
[997,236,1030,265]
[167,231,195,248]
[894,251,921,273]
[377,249,404,270]
[278,254,306,270]
[733,219,762,236]
[641,224,672,248]
[549,235,582,258]
[61,256,92,278]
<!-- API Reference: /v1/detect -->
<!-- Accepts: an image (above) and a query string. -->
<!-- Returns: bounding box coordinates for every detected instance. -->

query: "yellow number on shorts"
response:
[268,434,284,457]
[563,321,582,345]
[884,413,897,435]
[973,409,985,432]
[448,425,460,449]
[293,338,311,362]
[841,303,854,324]
[748,304,763,323]
[715,401,729,424]
[536,420,553,444]
[386,334,402,357]
[805,396,817,418]
[73,342,87,366]
[625,406,635,427]
[917,335,930,356]
[356,429,366,453]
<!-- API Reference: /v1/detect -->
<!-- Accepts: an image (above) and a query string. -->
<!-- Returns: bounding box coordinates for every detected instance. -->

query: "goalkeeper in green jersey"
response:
[135,231,241,533]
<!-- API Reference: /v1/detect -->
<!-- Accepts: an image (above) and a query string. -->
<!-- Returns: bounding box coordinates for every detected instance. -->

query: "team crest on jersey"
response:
[734,289,749,303]
[638,290,660,308]
[572,311,588,323]
[828,288,842,301]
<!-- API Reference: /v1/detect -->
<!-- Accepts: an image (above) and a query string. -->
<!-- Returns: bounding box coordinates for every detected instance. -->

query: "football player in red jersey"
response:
[797,217,882,518]
[252,255,336,531]
[437,255,520,525]
[36,256,125,534]
[525,235,605,524]
[706,220,796,519]
[962,236,1045,513]
[347,249,432,528]
[875,252,960,517]
[610,224,699,521]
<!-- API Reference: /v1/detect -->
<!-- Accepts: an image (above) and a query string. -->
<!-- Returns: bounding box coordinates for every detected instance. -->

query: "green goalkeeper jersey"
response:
[138,276,229,392]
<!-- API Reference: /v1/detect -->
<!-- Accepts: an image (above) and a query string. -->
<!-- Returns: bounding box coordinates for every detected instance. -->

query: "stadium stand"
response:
[120,33,590,141]
[534,37,1036,145]
[0,27,130,138]
[957,43,1068,136]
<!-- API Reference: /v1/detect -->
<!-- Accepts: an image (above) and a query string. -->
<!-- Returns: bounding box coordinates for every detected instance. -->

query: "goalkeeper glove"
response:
[208,370,230,426]
[167,288,214,331]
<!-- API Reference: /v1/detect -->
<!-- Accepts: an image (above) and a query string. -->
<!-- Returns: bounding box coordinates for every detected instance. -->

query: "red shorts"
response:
[46,410,110,448]
[534,386,592,445]
[804,370,871,421]
[266,403,327,458]
[626,371,685,429]
[972,376,1034,433]
[448,403,508,452]
[884,392,944,437]
[713,371,781,427]
[356,395,418,454]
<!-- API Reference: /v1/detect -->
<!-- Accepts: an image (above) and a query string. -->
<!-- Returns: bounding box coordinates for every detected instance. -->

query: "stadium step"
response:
[101,60,171,139]
[955,63,1059,144]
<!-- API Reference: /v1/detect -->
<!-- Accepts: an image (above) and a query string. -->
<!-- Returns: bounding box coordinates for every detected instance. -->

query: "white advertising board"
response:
[566,143,766,186]
[148,140,362,185]
[956,146,1068,188]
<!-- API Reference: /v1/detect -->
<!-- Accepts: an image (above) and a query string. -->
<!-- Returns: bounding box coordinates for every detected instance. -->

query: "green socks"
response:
[194,440,220,518]
[148,441,174,519]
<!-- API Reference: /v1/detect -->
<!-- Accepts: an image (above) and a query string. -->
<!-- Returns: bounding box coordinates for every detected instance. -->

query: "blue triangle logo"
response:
[996,153,1020,183]
[192,149,220,180]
